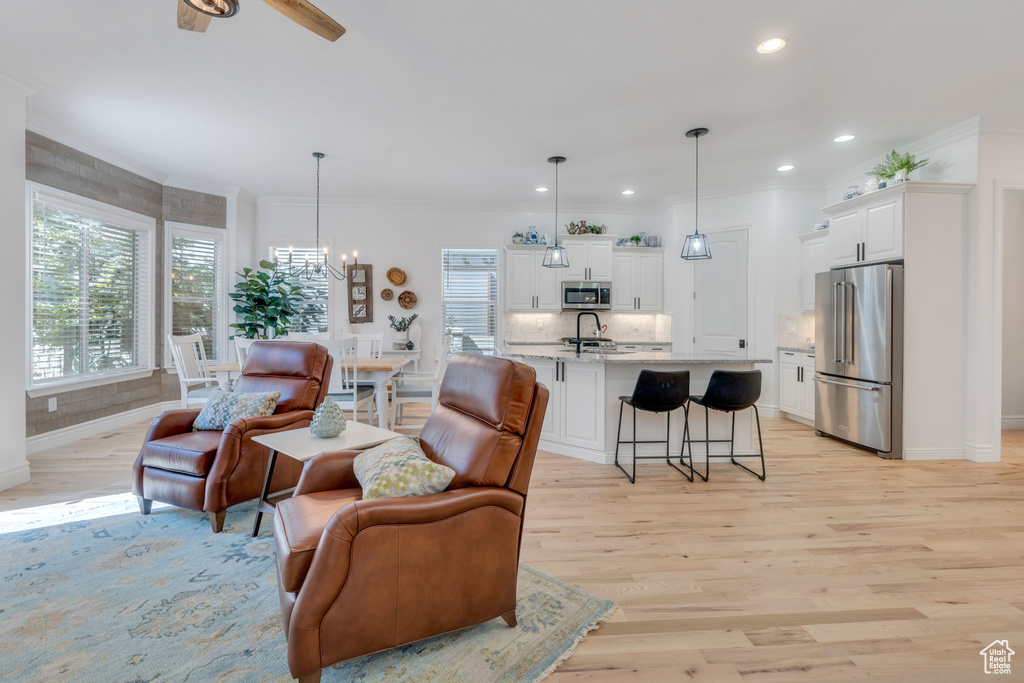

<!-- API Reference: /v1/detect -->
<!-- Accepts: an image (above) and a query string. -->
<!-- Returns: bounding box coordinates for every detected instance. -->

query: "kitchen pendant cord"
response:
[693,132,699,236]
[554,159,559,247]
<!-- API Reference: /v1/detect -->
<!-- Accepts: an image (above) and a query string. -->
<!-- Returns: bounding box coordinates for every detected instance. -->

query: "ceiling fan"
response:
[176,0,345,41]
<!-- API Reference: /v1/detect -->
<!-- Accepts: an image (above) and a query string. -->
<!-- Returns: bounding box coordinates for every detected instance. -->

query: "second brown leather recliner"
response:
[273,353,549,682]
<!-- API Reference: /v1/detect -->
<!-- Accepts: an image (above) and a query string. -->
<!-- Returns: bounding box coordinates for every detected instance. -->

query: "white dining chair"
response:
[354,332,384,358]
[322,338,376,423]
[234,337,257,365]
[391,334,453,429]
[167,333,218,408]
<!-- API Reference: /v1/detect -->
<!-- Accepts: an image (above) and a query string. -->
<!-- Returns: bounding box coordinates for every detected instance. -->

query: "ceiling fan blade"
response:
[262,0,346,41]
[177,0,213,32]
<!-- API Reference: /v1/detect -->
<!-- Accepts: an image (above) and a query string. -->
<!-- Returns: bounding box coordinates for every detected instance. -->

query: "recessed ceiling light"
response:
[622,190,635,195]
[834,134,855,143]
[536,187,548,192]
[757,38,786,54]
[777,164,794,172]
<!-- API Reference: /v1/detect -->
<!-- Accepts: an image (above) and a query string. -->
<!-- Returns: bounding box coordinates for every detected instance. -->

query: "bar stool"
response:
[682,369,765,482]
[614,369,693,484]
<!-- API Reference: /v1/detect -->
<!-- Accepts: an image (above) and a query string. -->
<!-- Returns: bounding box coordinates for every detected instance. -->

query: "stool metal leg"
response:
[667,406,694,482]
[730,405,767,480]
[613,401,635,484]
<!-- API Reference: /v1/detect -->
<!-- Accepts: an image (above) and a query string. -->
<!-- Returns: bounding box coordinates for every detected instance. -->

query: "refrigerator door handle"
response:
[846,282,856,365]
[834,282,845,363]
[814,376,882,392]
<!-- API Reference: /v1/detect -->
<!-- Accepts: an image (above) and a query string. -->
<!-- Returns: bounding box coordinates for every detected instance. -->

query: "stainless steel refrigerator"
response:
[814,263,903,458]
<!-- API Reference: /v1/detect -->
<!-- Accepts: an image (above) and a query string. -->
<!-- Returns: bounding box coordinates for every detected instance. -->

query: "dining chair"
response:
[391,334,453,429]
[322,338,376,423]
[167,333,218,408]
[353,332,383,358]
[234,337,257,365]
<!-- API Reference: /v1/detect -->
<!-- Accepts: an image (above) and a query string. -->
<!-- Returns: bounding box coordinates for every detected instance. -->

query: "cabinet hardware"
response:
[555,361,559,382]
[856,243,861,261]
[862,241,866,261]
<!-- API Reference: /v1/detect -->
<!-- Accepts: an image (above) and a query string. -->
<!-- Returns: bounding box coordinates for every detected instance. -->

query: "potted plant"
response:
[867,149,930,183]
[512,232,525,244]
[229,260,305,339]
[388,313,419,349]
[629,235,644,247]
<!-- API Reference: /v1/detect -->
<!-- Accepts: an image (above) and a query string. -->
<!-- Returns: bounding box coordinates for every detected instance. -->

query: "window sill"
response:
[27,368,158,398]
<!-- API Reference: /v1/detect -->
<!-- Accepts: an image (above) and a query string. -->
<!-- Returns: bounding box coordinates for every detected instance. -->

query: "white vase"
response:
[894,168,908,182]
[408,319,422,350]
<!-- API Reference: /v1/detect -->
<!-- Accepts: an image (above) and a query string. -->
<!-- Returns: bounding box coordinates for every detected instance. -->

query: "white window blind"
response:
[30,189,154,389]
[171,229,222,360]
[269,246,330,334]
[441,248,498,354]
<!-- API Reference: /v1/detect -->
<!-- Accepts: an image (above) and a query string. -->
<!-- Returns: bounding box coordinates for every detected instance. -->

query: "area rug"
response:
[0,497,615,682]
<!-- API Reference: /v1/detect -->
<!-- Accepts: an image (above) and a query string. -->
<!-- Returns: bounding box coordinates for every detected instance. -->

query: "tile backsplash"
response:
[778,313,815,348]
[504,312,672,343]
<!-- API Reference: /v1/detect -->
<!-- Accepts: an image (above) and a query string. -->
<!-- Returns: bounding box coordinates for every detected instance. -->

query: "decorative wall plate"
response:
[381,288,394,301]
[398,290,417,309]
[387,268,407,286]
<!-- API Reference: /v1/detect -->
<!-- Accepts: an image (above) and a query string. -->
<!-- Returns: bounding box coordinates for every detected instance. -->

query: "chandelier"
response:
[274,152,348,281]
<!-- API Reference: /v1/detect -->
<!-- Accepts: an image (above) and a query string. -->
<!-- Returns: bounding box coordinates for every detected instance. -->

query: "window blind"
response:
[171,232,222,359]
[31,193,153,387]
[269,246,330,334]
[441,248,498,354]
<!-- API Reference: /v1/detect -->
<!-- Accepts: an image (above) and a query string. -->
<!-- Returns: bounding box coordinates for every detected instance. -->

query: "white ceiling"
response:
[4,0,1024,207]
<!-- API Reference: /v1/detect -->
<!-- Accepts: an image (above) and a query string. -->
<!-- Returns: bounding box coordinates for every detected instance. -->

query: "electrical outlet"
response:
[632,318,640,331]
[537,317,544,330]
[48,397,57,412]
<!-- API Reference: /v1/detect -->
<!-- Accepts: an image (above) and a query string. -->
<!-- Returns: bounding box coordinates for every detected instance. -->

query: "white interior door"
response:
[694,228,748,355]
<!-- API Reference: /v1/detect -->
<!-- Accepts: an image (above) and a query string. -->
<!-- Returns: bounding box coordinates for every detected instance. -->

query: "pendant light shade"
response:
[681,127,712,261]
[542,156,570,269]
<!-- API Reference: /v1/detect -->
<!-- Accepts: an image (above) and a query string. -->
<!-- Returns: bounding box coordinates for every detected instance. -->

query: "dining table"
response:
[207,357,411,429]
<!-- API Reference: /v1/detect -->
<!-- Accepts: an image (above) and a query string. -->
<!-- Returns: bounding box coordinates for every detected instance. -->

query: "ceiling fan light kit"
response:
[183,0,239,17]
[681,127,712,261]
[542,156,570,269]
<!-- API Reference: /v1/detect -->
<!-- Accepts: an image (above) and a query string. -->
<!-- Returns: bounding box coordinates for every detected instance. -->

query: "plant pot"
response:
[894,168,909,182]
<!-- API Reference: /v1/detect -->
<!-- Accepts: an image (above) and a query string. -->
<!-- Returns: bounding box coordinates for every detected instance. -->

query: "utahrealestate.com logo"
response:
[980,640,1014,675]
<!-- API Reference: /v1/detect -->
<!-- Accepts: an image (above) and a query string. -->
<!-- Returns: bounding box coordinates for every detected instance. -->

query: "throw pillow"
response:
[193,390,282,430]
[353,436,456,499]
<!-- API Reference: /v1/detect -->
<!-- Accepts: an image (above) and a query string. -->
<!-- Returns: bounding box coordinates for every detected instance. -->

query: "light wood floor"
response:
[4,416,1024,682]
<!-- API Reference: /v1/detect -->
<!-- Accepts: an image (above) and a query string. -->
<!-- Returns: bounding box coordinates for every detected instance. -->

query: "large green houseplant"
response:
[229,260,305,339]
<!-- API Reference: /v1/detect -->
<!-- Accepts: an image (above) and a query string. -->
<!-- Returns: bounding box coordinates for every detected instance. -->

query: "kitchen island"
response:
[500,345,772,466]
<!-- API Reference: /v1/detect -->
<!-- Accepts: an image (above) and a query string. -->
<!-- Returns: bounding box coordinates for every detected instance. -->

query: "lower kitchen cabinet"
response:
[779,350,815,423]
[523,358,605,451]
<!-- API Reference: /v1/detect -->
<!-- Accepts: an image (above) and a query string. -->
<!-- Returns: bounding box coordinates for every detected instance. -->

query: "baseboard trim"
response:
[1001,415,1024,430]
[780,411,814,427]
[903,447,967,461]
[0,461,31,492]
[27,401,177,456]
[965,443,999,463]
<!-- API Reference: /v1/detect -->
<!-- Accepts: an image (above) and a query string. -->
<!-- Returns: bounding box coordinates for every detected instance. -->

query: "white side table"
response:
[250,423,401,536]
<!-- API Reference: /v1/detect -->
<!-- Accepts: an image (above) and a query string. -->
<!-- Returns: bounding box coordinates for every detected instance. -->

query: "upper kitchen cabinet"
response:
[504,246,561,311]
[799,229,828,313]
[612,248,664,312]
[823,187,904,268]
[561,237,614,281]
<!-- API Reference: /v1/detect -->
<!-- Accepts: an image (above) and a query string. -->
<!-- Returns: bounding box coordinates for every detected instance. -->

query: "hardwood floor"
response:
[4,416,1023,681]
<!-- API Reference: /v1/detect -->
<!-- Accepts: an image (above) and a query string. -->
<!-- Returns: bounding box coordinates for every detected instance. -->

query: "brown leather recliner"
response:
[273,353,549,682]
[133,341,333,532]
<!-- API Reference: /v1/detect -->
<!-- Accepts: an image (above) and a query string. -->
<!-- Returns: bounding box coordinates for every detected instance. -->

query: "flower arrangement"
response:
[867,149,930,180]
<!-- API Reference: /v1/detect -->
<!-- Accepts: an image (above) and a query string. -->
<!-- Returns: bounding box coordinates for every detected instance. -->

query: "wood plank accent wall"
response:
[24,131,227,436]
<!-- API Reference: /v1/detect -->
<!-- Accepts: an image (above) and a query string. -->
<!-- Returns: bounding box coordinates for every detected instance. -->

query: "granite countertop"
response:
[500,345,771,364]
[778,346,815,354]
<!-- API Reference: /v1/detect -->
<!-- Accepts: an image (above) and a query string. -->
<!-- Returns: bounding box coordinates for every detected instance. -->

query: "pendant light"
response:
[274,152,348,281]
[542,156,569,268]
[681,127,712,260]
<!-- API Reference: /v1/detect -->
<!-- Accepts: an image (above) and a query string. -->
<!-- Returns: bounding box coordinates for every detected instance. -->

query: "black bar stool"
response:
[682,369,765,482]
[614,369,693,484]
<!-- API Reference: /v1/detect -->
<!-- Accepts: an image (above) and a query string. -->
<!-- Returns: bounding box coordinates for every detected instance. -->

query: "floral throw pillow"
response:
[353,436,456,499]
[193,390,282,431]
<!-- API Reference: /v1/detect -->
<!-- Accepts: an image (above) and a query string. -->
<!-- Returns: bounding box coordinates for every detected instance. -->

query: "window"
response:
[441,248,498,354]
[29,185,154,390]
[168,224,224,361]
[268,246,330,334]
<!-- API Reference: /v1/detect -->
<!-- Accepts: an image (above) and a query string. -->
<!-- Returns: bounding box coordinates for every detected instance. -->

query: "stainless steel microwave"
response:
[562,281,612,310]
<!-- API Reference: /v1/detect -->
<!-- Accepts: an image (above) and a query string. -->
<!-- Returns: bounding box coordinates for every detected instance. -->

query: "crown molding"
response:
[163,175,231,198]
[224,187,259,204]
[26,115,169,185]
[255,195,661,215]
[0,59,53,95]
[978,116,1024,136]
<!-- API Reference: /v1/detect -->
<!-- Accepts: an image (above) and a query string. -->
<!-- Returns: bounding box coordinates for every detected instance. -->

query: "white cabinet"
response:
[825,191,904,269]
[611,248,664,312]
[778,350,816,422]
[799,230,829,313]
[504,247,561,311]
[562,238,614,281]
[522,358,604,451]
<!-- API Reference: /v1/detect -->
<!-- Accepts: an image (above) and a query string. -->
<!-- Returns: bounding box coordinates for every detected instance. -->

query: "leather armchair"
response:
[133,341,333,532]
[273,353,549,682]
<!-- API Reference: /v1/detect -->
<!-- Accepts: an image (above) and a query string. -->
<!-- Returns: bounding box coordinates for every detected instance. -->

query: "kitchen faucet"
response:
[576,311,602,354]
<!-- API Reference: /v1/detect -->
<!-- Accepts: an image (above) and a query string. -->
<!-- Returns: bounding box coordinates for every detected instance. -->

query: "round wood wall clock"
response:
[398,291,417,309]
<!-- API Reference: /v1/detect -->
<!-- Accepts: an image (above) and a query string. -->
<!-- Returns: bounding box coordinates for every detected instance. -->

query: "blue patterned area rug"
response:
[0,497,615,682]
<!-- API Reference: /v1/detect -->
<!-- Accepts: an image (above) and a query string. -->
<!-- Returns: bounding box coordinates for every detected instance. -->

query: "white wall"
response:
[1001,190,1024,427]
[0,76,29,491]
[256,200,658,370]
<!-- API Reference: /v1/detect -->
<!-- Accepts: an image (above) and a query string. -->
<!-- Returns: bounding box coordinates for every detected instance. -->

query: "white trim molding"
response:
[0,461,31,492]
[26,401,177,456]
[903,447,967,461]
[1002,416,1024,430]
